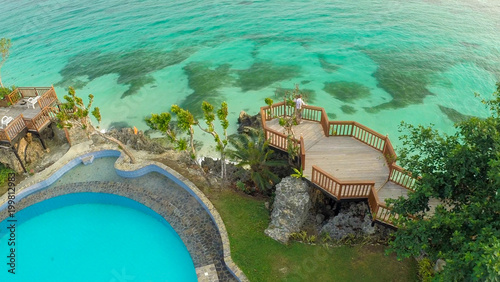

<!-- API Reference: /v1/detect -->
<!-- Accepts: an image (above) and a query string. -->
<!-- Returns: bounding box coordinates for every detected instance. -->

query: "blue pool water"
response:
[2,0,500,153]
[0,193,197,282]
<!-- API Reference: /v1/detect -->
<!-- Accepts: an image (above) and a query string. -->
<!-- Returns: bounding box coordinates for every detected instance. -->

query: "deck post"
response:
[11,146,27,173]
[33,132,47,150]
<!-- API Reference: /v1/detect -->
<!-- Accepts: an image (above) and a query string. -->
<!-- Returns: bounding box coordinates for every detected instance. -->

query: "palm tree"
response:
[227,129,285,192]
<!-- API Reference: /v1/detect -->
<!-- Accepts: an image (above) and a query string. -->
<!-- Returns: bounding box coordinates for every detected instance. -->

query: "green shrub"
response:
[0,85,15,100]
[236,180,250,194]
[0,164,15,186]
[418,258,434,282]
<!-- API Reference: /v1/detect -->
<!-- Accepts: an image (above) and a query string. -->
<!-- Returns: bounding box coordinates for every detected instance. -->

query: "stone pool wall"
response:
[0,144,248,282]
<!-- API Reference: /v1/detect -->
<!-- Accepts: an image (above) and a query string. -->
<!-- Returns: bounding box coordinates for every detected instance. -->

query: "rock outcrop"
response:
[320,201,377,240]
[107,128,166,154]
[265,177,311,244]
[0,134,48,173]
[237,111,261,134]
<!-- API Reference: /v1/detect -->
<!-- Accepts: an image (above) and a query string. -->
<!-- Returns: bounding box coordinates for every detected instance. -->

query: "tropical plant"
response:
[0,85,15,100]
[290,167,304,178]
[387,82,500,281]
[146,105,197,159]
[146,101,230,175]
[227,128,285,192]
[0,38,11,88]
[56,87,135,163]
[198,101,229,178]
[0,164,14,186]
[236,180,249,194]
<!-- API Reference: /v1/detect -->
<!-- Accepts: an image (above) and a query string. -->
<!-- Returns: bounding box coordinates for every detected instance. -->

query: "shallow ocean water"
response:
[2,0,500,154]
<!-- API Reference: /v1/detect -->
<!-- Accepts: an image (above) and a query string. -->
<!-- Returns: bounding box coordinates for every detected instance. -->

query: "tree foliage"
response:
[56,86,101,132]
[0,38,12,88]
[198,101,229,178]
[146,101,230,176]
[388,83,500,281]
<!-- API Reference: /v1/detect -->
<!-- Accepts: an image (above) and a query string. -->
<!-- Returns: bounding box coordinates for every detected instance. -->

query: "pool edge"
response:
[0,148,248,282]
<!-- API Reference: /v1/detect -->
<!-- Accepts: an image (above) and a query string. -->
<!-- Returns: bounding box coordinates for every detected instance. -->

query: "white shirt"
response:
[295,98,305,109]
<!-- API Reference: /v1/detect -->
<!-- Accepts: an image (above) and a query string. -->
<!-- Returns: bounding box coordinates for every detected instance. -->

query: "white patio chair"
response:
[1,116,13,128]
[27,96,41,109]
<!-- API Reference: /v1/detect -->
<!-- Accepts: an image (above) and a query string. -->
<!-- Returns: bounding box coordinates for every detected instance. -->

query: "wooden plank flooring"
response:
[267,119,391,189]
[305,137,390,189]
[0,99,42,119]
[378,181,410,203]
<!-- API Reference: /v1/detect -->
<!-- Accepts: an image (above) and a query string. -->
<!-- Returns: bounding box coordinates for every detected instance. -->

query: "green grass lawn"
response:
[208,189,417,282]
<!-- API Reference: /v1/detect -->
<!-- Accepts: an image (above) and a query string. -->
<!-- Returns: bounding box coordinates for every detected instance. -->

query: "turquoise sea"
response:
[2,0,500,154]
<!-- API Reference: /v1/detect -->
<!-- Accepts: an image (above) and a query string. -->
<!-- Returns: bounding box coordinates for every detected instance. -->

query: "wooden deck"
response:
[261,102,418,226]
[267,119,403,198]
[0,86,58,145]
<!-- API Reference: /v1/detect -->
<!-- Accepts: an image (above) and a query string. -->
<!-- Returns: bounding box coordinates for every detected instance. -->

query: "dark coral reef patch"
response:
[323,81,370,103]
[236,62,300,92]
[57,48,194,98]
[340,105,357,114]
[439,105,474,123]
[181,62,234,117]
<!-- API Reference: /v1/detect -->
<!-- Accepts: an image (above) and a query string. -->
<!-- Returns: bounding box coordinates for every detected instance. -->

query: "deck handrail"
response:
[7,89,23,105]
[0,115,26,143]
[389,164,416,190]
[261,103,408,183]
[38,86,58,109]
[23,107,52,132]
[266,129,305,171]
[312,166,394,224]
[17,87,52,98]
[300,136,305,170]
[311,165,374,200]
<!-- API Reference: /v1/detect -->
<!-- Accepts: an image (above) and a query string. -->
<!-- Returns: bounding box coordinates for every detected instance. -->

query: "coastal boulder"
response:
[265,176,311,244]
[237,111,261,134]
[320,201,376,240]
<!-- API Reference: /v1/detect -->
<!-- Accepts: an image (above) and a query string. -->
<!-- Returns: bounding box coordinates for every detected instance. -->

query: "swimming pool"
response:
[0,151,243,281]
[0,192,197,281]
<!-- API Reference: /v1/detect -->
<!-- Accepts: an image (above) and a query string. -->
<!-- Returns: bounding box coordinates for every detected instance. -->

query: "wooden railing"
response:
[17,87,52,98]
[38,86,58,109]
[300,136,305,170]
[329,121,386,151]
[7,89,22,105]
[311,166,374,200]
[5,86,55,107]
[0,115,26,143]
[263,101,288,120]
[23,107,52,132]
[263,126,305,170]
[389,165,416,190]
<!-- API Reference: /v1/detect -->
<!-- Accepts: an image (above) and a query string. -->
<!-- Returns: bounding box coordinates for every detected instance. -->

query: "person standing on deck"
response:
[294,94,306,124]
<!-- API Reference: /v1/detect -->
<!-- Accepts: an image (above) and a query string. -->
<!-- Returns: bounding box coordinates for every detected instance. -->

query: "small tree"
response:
[388,82,500,281]
[0,38,12,88]
[146,106,197,159]
[198,101,229,178]
[146,101,230,177]
[56,87,135,163]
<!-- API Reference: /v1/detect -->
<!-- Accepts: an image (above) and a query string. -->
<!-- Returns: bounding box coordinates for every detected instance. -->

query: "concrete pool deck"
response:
[0,142,248,281]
